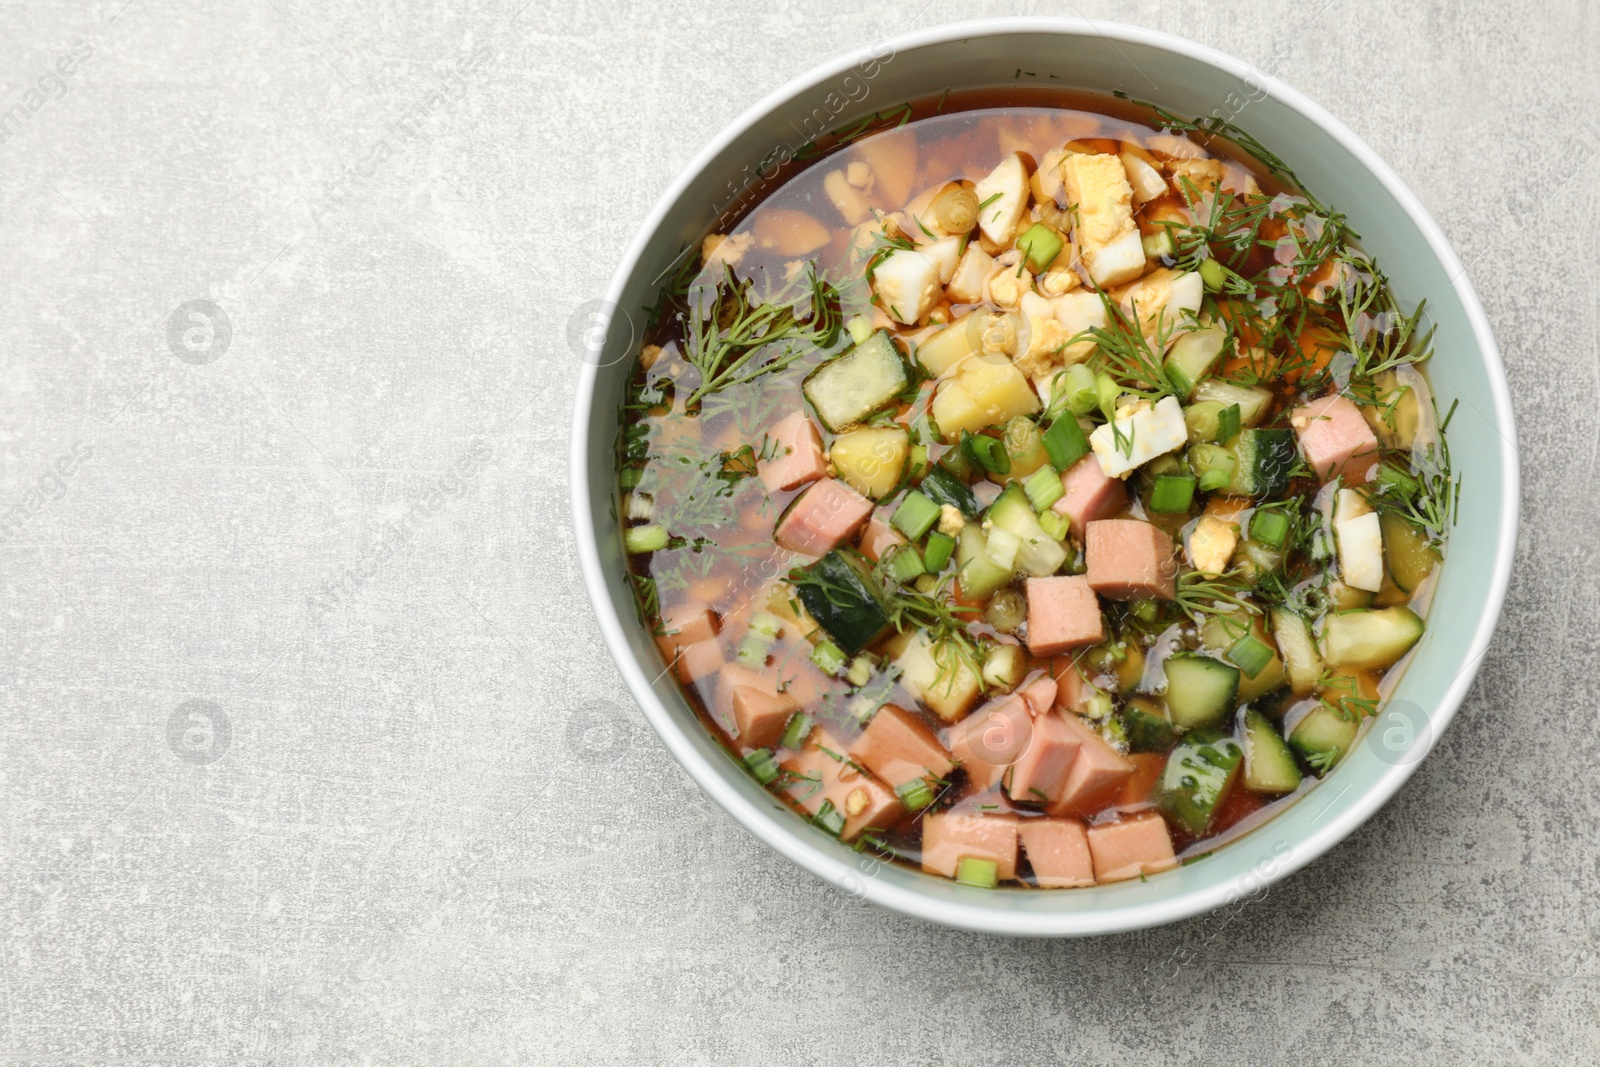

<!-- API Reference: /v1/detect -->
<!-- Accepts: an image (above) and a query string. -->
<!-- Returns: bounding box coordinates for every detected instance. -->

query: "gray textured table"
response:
[2,1,1595,1063]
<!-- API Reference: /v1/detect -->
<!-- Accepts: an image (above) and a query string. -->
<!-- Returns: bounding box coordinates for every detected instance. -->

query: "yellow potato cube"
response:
[830,427,910,499]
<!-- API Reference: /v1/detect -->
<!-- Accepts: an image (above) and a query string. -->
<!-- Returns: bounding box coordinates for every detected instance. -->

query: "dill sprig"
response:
[1174,567,1262,621]
[682,263,842,406]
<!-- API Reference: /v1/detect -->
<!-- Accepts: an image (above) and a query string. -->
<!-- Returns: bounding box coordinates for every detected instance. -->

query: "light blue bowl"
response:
[570,18,1519,935]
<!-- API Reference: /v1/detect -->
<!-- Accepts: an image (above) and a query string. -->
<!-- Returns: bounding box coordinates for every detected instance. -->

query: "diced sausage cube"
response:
[1051,454,1128,538]
[857,516,907,562]
[779,729,902,842]
[946,696,1032,790]
[717,664,798,749]
[674,638,723,684]
[1018,673,1058,716]
[1005,710,1083,805]
[1050,658,1092,713]
[1025,575,1106,655]
[1018,818,1095,888]
[1087,812,1179,883]
[773,478,874,556]
[1085,519,1177,600]
[757,411,828,493]
[849,703,953,789]
[920,810,1020,881]
[1049,713,1136,816]
[654,601,718,661]
[1292,394,1379,484]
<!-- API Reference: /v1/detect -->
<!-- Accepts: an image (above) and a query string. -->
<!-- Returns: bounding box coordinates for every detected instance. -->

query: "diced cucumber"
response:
[956,525,1013,599]
[1156,729,1243,836]
[1320,607,1424,671]
[1120,696,1180,752]
[1242,709,1302,794]
[897,630,983,721]
[1271,609,1323,696]
[1200,615,1286,703]
[802,331,908,432]
[919,464,980,519]
[1188,442,1237,492]
[985,483,1068,577]
[1225,428,1296,497]
[1184,400,1225,445]
[1380,512,1439,593]
[1192,379,1273,427]
[791,550,890,655]
[1288,703,1360,774]
[1163,325,1228,398]
[1162,653,1241,729]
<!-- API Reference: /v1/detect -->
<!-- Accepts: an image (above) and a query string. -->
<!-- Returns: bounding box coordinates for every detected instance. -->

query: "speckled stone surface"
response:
[1,1,1595,1063]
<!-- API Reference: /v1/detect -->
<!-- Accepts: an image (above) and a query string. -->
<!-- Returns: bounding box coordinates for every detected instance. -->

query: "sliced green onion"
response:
[1095,372,1121,422]
[1038,509,1070,542]
[619,466,643,490]
[1130,599,1159,623]
[895,777,935,813]
[1041,415,1089,471]
[1083,687,1114,721]
[964,431,1010,474]
[1199,257,1228,292]
[743,748,780,786]
[1216,403,1241,444]
[891,490,942,541]
[748,611,783,640]
[922,530,956,572]
[1024,464,1064,512]
[810,639,848,676]
[779,712,814,750]
[908,443,930,478]
[624,524,669,554]
[984,526,1021,571]
[1250,509,1291,549]
[1149,472,1197,514]
[1142,229,1176,258]
[814,800,846,837]
[955,856,999,888]
[735,634,770,669]
[1017,222,1064,273]
[1189,443,1236,493]
[845,314,874,345]
[883,543,926,584]
[1228,633,1275,679]
[846,654,875,687]
[1062,364,1098,415]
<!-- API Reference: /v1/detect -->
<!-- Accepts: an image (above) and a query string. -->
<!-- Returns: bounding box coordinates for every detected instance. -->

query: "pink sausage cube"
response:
[1087,812,1179,883]
[921,810,1020,881]
[1050,658,1092,713]
[1049,713,1136,817]
[946,696,1033,790]
[1018,673,1058,716]
[654,601,718,662]
[773,478,874,556]
[1006,710,1083,805]
[849,703,953,788]
[1293,394,1380,484]
[1018,818,1095,888]
[1025,575,1106,655]
[758,411,828,493]
[857,516,907,563]
[674,638,723,684]
[1052,454,1129,539]
[1085,519,1177,600]
[717,664,798,749]
[779,729,903,842]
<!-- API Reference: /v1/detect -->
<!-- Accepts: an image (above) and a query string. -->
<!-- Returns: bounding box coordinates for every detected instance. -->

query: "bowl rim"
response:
[569,16,1520,936]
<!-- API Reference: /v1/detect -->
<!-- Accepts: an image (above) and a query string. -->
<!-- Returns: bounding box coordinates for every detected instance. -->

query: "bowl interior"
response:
[572,19,1517,935]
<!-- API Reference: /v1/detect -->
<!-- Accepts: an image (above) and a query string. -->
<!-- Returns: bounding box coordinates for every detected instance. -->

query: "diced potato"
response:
[1121,150,1168,202]
[855,129,918,210]
[917,313,981,377]
[921,236,963,284]
[897,630,983,722]
[824,169,873,226]
[831,427,910,499]
[932,356,1040,440]
[753,209,831,255]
